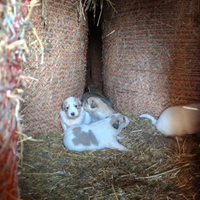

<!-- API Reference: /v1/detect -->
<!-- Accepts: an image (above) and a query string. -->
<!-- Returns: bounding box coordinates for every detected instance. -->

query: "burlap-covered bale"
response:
[0,0,38,199]
[21,0,88,135]
[102,0,200,116]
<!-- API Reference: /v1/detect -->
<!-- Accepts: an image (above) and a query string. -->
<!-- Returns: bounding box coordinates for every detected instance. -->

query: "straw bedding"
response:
[18,87,200,200]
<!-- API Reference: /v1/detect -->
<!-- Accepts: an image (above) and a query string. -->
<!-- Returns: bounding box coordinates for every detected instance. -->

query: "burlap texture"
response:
[102,0,200,116]
[21,0,88,135]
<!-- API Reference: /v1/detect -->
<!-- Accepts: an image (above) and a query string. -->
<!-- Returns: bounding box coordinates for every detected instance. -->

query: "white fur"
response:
[139,104,200,137]
[60,97,91,131]
[139,114,157,125]
[63,113,131,152]
[83,97,116,123]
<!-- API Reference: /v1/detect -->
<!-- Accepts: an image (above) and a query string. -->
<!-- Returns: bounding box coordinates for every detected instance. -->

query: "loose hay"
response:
[19,112,200,200]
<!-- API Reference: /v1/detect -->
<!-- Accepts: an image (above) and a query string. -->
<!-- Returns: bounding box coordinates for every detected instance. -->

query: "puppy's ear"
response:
[112,120,119,129]
[91,100,97,108]
[77,97,82,105]
[75,97,82,107]
[78,99,82,107]
[83,100,87,107]
[61,102,65,110]
[80,101,83,107]
[84,86,90,93]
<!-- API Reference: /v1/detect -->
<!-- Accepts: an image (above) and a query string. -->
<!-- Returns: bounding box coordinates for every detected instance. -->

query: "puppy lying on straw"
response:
[81,86,114,109]
[63,113,131,152]
[83,96,116,123]
[140,104,200,137]
[60,97,91,131]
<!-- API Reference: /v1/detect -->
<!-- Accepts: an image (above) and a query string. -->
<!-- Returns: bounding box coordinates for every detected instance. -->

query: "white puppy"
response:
[63,113,131,152]
[83,96,116,123]
[140,103,200,137]
[60,97,91,131]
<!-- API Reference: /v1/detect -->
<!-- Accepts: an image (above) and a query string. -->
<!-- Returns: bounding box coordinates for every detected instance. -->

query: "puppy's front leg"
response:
[109,140,132,152]
[60,120,67,136]
[117,136,131,142]
[117,136,125,141]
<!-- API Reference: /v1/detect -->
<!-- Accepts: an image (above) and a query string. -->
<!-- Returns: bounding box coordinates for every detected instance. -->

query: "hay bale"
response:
[21,0,88,135]
[0,0,39,199]
[102,0,200,116]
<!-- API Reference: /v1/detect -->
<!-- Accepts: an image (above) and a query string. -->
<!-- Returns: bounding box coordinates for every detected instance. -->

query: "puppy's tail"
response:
[139,114,157,125]
[84,86,90,93]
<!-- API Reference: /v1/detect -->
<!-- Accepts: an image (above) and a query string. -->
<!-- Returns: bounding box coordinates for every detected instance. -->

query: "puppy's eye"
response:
[65,107,69,110]
[123,117,125,121]
[75,105,78,108]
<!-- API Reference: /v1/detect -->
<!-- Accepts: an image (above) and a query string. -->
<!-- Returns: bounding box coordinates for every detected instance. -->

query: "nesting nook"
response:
[0,0,200,200]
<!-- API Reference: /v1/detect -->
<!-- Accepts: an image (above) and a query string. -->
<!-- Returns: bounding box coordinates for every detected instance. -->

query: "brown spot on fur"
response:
[110,115,124,126]
[110,115,117,126]
[85,97,116,115]
[72,127,99,146]
[61,102,65,110]
[74,98,81,110]
[110,115,129,129]
[110,115,120,129]
[91,100,97,108]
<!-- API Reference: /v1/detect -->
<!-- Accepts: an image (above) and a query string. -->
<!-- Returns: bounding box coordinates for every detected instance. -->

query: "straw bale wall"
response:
[102,0,200,116]
[0,0,36,198]
[21,0,88,135]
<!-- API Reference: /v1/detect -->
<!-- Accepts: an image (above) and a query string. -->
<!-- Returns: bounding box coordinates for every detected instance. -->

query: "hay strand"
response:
[32,27,44,64]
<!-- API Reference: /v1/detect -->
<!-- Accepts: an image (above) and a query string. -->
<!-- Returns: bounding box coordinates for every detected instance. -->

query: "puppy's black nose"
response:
[71,112,75,116]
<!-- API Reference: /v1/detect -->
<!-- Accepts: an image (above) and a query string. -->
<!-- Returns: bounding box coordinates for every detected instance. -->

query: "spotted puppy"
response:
[60,97,91,131]
[83,96,116,123]
[63,113,131,152]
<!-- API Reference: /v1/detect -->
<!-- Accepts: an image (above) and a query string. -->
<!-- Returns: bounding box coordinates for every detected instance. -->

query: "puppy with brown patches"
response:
[140,103,200,137]
[83,97,116,123]
[63,113,132,152]
[60,97,91,131]
[81,88,114,109]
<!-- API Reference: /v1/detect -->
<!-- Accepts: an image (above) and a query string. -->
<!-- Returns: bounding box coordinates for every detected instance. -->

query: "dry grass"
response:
[77,0,116,26]
[18,109,200,200]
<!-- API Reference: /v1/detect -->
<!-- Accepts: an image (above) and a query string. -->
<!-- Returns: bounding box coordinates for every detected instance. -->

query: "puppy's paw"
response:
[117,136,130,142]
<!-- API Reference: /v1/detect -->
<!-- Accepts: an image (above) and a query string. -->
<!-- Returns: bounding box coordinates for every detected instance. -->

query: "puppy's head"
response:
[62,97,82,119]
[83,97,115,115]
[83,97,99,113]
[109,113,130,130]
